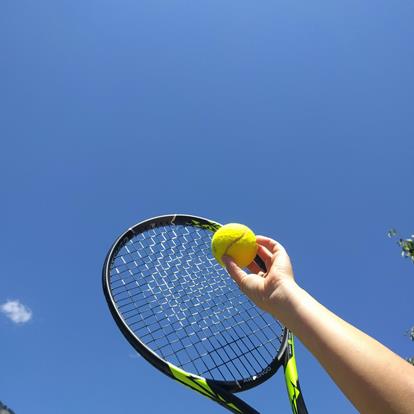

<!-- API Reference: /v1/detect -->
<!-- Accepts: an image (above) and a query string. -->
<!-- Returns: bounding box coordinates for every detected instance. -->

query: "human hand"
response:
[222,236,298,317]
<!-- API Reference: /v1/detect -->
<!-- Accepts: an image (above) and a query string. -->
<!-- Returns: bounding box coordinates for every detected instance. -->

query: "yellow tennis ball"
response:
[211,223,258,268]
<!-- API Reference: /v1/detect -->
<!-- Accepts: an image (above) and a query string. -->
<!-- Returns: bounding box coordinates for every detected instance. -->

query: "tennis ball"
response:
[211,223,258,268]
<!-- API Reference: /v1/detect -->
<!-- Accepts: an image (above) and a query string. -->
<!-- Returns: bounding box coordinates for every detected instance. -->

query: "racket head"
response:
[102,214,288,393]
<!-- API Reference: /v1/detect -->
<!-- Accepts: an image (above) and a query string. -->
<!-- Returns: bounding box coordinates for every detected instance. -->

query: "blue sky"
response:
[1,1,413,413]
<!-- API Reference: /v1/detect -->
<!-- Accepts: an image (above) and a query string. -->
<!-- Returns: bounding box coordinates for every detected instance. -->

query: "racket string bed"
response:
[109,223,284,382]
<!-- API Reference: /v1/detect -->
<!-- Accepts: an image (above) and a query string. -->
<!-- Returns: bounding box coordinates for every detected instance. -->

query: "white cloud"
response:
[1,300,32,324]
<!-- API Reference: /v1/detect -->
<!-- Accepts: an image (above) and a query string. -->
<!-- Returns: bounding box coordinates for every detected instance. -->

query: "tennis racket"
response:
[102,214,308,414]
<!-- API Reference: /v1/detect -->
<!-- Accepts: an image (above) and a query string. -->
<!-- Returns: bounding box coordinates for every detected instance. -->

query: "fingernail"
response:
[221,255,230,266]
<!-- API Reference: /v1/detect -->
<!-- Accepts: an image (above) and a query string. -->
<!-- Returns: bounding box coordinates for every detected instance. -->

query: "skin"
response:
[222,235,414,414]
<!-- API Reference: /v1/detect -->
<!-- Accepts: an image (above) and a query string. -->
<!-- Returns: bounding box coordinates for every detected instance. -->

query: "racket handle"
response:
[284,333,309,414]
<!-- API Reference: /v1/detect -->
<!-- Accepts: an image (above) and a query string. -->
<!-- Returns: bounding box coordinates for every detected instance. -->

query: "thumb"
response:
[222,255,248,288]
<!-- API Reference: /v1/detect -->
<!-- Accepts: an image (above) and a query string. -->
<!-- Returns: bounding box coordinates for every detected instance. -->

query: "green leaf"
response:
[387,228,398,238]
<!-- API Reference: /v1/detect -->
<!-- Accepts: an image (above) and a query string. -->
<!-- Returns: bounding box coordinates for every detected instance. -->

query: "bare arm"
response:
[223,236,414,414]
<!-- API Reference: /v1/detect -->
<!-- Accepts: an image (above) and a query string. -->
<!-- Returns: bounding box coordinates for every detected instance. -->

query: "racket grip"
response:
[284,333,309,414]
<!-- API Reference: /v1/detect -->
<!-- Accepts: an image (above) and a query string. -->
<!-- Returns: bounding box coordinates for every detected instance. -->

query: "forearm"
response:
[274,281,414,414]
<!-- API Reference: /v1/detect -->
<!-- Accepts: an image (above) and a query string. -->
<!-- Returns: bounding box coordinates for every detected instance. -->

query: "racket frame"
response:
[102,214,307,414]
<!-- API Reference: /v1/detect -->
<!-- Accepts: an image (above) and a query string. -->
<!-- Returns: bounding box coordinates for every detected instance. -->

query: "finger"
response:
[247,260,262,274]
[222,255,248,287]
[256,235,279,253]
[256,244,273,270]
[256,235,287,255]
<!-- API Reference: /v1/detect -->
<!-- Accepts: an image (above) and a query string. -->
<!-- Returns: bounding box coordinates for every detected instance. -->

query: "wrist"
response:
[268,278,303,323]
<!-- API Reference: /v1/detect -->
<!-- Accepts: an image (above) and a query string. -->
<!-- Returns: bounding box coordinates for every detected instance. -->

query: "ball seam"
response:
[222,230,247,260]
